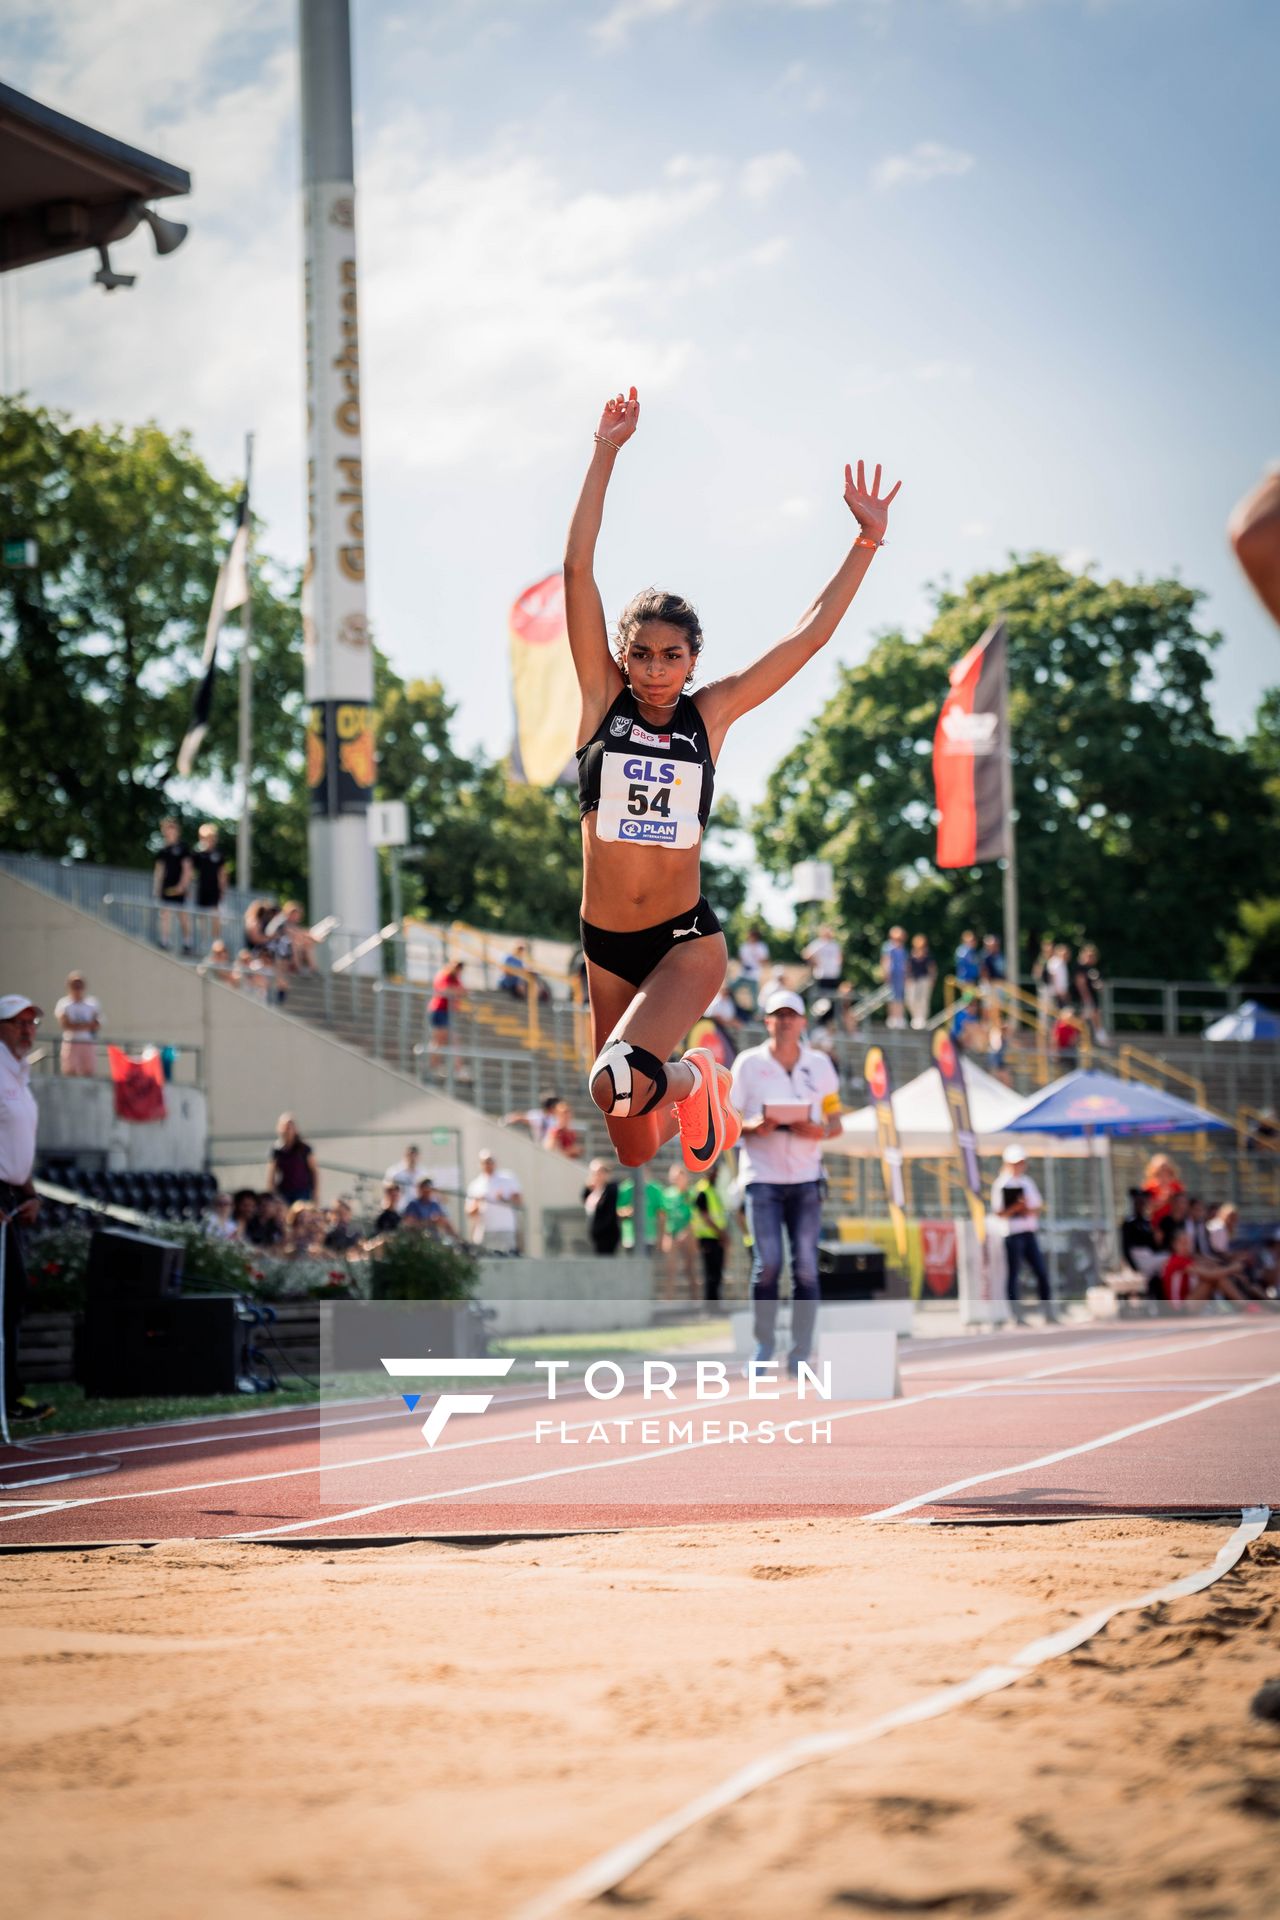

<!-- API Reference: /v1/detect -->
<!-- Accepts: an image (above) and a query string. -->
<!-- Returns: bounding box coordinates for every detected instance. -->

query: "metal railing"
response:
[27,1034,204,1085]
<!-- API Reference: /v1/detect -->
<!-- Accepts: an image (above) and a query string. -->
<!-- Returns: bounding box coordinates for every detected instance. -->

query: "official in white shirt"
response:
[465,1150,523,1255]
[990,1145,1054,1319]
[0,994,50,1421]
[730,988,842,1369]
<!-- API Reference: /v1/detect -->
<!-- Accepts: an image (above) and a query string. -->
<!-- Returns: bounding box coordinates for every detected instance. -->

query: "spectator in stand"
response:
[1120,1188,1165,1295]
[286,1202,325,1259]
[1033,937,1057,1028]
[582,1158,622,1256]
[658,1165,697,1298]
[616,1171,667,1252]
[1053,1006,1084,1071]
[687,987,739,1071]
[806,997,838,1061]
[199,939,238,986]
[427,959,464,1075]
[738,925,770,988]
[498,942,531,1001]
[54,972,101,1077]
[264,902,318,1001]
[323,1197,362,1255]
[835,980,860,1036]
[191,822,228,943]
[383,1143,422,1210]
[504,1094,559,1147]
[1047,941,1072,1010]
[230,1189,259,1241]
[205,1192,238,1240]
[250,1193,286,1248]
[1141,1154,1185,1233]
[243,897,279,955]
[153,817,194,954]
[267,1113,318,1207]
[905,935,936,1031]
[802,924,844,1003]
[372,1180,405,1236]
[954,930,981,989]
[880,925,908,1029]
[545,1099,583,1161]
[1160,1226,1248,1305]
[465,1150,522,1254]
[1073,944,1107,1044]
[402,1175,461,1241]
[691,1169,730,1302]
[991,1146,1055,1321]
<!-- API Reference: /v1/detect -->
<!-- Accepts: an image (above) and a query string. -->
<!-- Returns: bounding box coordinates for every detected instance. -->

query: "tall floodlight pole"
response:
[237,430,255,890]
[299,0,379,947]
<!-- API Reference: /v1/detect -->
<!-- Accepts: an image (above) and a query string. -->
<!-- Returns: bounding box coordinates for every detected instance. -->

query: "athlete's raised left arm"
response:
[696,460,900,742]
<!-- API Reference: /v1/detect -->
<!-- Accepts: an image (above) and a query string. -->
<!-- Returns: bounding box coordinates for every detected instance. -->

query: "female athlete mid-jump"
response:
[567,386,899,1173]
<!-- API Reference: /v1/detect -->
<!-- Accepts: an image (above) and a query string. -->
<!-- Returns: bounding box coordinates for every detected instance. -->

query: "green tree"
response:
[0,398,304,872]
[754,555,1279,984]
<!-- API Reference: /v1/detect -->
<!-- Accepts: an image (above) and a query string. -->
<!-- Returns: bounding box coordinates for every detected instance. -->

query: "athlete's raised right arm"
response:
[564,388,639,729]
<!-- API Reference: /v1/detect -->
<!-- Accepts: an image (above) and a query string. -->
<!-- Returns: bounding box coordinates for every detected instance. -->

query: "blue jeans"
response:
[745,1180,823,1361]
[1005,1230,1051,1305]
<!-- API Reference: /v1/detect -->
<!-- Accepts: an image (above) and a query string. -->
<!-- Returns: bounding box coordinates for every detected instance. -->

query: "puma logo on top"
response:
[671,731,699,750]
[672,917,701,939]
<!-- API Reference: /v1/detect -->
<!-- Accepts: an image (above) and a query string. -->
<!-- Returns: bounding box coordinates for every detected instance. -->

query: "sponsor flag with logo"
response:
[864,1045,908,1256]
[509,572,579,787]
[933,619,1008,868]
[176,487,250,777]
[930,1028,986,1243]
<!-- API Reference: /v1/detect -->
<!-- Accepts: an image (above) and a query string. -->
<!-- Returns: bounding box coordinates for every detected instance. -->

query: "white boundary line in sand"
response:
[2,1326,1267,1533]
[224,1327,1271,1542]
[509,1506,1272,1920]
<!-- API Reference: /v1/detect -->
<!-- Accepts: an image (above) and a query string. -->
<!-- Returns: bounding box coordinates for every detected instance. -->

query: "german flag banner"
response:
[933,619,1008,868]
[864,1045,908,1256]
[508,572,578,787]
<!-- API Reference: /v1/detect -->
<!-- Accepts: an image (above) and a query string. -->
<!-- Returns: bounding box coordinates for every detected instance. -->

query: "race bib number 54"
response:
[596,753,704,849]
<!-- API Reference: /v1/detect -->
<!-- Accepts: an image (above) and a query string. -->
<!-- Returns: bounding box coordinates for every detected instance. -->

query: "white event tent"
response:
[829,1060,1103,1162]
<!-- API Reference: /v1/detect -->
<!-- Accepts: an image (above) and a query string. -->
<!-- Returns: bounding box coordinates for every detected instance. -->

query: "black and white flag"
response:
[176,490,249,777]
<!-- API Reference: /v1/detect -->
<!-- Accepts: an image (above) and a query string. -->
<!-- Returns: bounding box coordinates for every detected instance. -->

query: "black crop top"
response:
[577,688,715,845]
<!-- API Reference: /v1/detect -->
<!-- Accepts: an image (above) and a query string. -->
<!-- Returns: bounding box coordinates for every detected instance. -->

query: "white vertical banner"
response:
[957,1220,1009,1326]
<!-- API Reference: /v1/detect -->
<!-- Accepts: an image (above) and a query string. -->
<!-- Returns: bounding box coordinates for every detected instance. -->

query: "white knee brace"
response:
[589,1037,670,1117]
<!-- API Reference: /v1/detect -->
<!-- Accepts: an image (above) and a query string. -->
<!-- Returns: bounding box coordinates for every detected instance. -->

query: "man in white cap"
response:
[0,995,53,1421]
[730,988,843,1371]
[991,1145,1054,1321]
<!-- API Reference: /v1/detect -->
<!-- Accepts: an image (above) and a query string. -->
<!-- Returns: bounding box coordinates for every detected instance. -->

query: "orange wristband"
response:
[855,534,883,551]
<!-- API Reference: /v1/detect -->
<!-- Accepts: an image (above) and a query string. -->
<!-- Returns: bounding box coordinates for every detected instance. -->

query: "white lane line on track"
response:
[510,1507,1272,1920]
[6,1327,1264,1533]
[224,1327,1265,1541]
[863,1370,1280,1520]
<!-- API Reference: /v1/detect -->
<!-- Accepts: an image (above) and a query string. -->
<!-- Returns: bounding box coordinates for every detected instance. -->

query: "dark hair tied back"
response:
[614,588,703,684]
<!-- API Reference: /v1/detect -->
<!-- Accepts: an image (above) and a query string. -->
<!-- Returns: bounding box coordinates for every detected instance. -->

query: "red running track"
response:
[2,1319,1278,1548]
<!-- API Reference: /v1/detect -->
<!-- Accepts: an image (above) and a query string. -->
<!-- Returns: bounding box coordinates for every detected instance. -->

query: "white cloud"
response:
[357,124,724,468]
[740,150,805,202]
[871,141,976,190]
[774,60,829,112]
[914,360,974,383]
[593,0,839,48]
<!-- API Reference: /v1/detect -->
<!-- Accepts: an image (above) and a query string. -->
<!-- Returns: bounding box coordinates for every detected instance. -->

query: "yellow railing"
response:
[940,974,1093,1084]
[1116,1040,1206,1111]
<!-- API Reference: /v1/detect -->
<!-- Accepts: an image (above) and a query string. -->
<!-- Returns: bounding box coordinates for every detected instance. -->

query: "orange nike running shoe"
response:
[675,1047,731,1173]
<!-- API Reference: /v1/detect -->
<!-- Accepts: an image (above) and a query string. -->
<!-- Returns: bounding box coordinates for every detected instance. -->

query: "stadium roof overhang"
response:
[0,79,191,283]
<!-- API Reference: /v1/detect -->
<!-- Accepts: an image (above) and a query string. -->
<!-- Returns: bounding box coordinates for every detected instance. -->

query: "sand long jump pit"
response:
[2,1313,1278,1917]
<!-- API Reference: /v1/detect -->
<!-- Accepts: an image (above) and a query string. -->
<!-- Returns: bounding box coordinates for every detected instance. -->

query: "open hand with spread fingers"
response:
[596,386,640,450]
[843,459,901,544]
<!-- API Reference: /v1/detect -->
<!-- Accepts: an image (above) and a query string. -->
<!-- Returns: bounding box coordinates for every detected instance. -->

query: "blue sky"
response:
[3,0,1277,829]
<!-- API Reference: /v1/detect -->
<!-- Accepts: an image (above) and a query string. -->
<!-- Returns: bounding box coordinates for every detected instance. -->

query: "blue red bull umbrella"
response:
[1004,1068,1230,1137]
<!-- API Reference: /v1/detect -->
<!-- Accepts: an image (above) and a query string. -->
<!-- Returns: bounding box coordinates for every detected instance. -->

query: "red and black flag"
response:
[176,487,250,778]
[932,620,1008,868]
